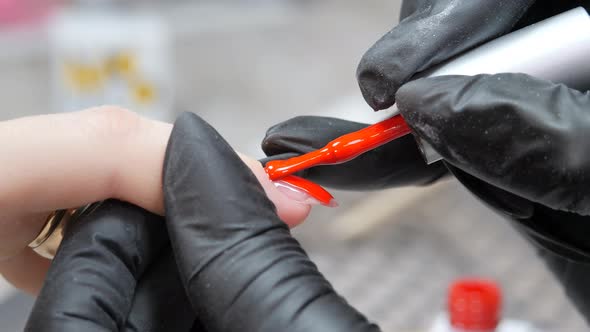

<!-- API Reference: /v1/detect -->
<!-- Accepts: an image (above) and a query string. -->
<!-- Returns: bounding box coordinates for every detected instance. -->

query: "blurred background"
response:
[0,0,586,331]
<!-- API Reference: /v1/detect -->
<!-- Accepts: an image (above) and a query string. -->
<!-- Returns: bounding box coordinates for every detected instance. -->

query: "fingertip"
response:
[275,198,311,228]
[261,116,323,156]
[357,65,397,111]
[261,119,297,156]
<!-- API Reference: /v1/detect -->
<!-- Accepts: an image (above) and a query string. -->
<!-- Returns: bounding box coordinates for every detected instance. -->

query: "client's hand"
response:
[24,113,377,332]
[0,107,310,295]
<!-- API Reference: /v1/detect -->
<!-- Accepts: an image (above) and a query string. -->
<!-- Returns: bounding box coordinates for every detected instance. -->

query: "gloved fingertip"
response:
[261,133,286,156]
[164,111,239,185]
[357,68,396,111]
[260,118,305,156]
[262,117,371,155]
[262,116,314,141]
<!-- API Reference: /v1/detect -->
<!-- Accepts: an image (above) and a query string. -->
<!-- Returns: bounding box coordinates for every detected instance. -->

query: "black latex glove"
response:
[356,3,590,321]
[357,0,587,110]
[396,72,590,320]
[163,112,379,331]
[25,200,198,332]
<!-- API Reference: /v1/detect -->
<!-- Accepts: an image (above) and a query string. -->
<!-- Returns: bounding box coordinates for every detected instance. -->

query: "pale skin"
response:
[0,106,311,295]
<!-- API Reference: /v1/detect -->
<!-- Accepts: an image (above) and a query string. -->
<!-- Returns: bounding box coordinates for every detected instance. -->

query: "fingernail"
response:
[274,180,321,205]
[273,181,338,207]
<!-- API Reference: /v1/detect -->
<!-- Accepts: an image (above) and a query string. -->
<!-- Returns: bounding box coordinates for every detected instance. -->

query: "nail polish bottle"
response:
[429,278,542,332]
[48,0,174,121]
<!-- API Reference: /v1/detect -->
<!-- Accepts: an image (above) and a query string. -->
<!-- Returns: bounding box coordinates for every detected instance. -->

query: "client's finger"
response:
[0,248,50,295]
[0,107,169,261]
[0,107,169,215]
[1,108,310,260]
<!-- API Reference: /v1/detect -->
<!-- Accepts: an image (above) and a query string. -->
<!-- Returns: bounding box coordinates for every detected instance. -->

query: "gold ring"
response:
[28,202,103,259]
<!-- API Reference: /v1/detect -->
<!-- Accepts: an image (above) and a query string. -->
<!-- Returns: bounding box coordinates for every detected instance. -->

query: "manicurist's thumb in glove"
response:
[397,73,590,216]
[162,112,380,331]
[396,73,590,321]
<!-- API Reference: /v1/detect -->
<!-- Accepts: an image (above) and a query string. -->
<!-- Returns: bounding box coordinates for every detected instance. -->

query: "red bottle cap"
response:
[448,278,502,331]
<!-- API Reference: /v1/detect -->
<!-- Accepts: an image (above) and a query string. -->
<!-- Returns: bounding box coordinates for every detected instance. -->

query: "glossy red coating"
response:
[278,175,335,206]
[265,115,412,181]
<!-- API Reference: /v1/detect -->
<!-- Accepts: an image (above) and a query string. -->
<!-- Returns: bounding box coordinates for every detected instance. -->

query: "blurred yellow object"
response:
[132,81,156,104]
[62,56,157,106]
[63,62,105,92]
[105,52,137,77]
[49,8,173,120]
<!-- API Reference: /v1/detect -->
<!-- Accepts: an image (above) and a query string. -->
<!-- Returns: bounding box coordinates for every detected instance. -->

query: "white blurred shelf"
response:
[0,1,296,63]
[0,25,48,62]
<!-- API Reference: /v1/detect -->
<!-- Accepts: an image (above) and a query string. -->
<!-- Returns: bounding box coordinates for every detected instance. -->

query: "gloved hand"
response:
[163,113,379,331]
[357,0,586,110]
[262,0,590,323]
[263,1,590,256]
[261,1,587,190]
[26,113,381,331]
[353,0,590,259]
[25,200,197,332]
[396,72,590,322]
